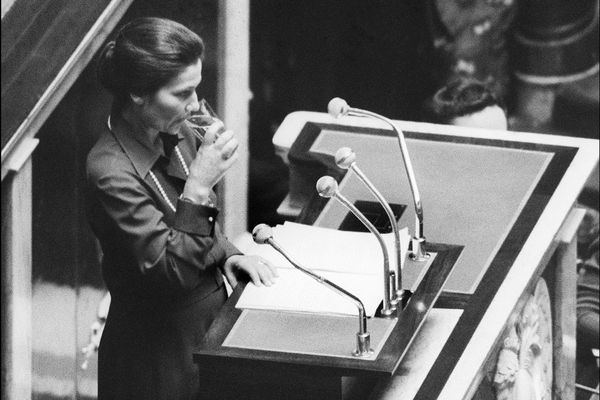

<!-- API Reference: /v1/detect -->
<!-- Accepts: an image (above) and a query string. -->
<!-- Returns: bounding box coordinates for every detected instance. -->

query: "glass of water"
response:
[186,99,225,143]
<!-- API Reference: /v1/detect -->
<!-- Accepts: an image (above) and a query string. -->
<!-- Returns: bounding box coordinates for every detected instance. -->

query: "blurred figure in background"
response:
[424,0,516,102]
[576,209,599,400]
[423,76,508,129]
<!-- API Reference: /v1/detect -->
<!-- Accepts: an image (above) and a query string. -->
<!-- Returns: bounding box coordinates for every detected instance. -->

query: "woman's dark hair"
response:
[423,77,505,124]
[97,17,204,107]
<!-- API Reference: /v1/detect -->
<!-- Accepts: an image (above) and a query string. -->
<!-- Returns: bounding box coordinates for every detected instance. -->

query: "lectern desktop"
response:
[195,111,598,399]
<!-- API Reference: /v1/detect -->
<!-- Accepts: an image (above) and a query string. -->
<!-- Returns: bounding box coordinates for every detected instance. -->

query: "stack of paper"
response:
[236,222,409,317]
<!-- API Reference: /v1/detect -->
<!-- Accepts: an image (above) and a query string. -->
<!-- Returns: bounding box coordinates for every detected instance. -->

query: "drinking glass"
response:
[186,99,224,143]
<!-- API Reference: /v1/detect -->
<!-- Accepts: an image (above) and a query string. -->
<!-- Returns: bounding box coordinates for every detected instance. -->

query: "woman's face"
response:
[137,58,203,134]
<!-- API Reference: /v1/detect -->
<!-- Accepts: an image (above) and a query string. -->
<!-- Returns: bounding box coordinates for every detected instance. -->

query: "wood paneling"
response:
[1,161,33,400]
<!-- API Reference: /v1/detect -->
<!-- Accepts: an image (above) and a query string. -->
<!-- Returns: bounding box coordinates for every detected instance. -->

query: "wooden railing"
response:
[1,0,134,180]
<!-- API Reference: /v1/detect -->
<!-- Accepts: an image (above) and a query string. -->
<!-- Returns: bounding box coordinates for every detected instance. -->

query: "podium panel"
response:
[287,120,568,295]
[223,310,396,359]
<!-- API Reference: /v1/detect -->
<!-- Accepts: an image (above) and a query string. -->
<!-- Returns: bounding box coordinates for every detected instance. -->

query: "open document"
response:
[235,222,409,317]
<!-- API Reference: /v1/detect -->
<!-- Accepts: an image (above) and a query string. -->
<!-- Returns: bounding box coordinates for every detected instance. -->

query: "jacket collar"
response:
[109,112,186,180]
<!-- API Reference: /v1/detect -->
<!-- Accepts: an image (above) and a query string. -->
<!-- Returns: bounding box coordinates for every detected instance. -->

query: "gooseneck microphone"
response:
[252,224,373,357]
[328,97,428,261]
[335,147,405,305]
[316,176,395,317]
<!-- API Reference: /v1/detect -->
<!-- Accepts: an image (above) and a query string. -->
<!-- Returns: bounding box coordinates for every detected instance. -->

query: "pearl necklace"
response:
[148,147,188,212]
[108,116,188,212]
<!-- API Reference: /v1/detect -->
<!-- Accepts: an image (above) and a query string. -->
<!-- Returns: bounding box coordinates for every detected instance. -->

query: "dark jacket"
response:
[86,112,240,400]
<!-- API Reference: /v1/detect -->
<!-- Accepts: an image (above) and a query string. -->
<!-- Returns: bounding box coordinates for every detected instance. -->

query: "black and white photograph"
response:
[1,1,598,399]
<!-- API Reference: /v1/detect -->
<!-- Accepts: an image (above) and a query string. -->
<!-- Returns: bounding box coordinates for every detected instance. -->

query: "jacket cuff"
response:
[174,198,219,235]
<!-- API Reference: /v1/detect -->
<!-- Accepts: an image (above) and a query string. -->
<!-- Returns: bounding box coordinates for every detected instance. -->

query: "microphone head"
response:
[316,176,338,198]
[335,147,356,169]
[252,224,273,244]
[327,97,349,118]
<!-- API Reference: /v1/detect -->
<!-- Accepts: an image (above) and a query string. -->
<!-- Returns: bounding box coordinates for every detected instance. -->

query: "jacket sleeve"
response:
[90,167,240,293]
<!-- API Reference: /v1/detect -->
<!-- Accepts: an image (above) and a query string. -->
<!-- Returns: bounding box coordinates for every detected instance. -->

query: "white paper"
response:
[235,222,410,317]
[243,222,409,275]
[237,269,383,316]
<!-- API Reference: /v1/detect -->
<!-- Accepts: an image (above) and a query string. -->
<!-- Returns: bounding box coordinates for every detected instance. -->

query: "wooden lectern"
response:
[195,111,598,399]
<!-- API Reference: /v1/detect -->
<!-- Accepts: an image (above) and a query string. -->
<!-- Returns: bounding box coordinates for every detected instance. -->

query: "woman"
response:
[87,17,277,399]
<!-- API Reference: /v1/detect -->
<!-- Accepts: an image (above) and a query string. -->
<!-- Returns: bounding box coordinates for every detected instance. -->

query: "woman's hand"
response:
[222,255,279,288]
[182,123,239,202]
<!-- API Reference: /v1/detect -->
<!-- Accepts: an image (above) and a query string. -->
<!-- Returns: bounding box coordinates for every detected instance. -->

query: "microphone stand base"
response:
[409,237,430,262]
[394,289,413,310]
[379,307,396,318]
[353,333,374,357]
[352,349,375,357]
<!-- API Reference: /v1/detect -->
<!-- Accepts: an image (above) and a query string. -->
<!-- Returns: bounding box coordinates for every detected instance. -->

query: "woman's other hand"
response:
[222,255,279,289]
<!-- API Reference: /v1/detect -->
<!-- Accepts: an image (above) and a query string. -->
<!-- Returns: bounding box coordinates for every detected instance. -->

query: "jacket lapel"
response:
[165,151,188,181]
[166,124,199,181]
